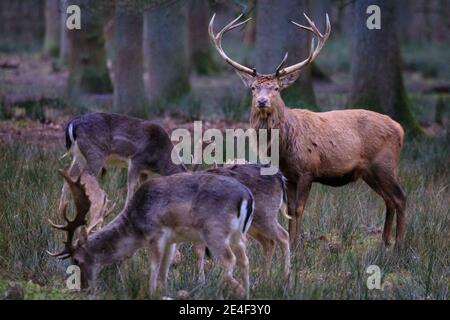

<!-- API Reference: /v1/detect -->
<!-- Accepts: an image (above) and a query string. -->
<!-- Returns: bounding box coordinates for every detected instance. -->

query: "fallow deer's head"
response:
[209,13,331,118]
[47,169,111,288]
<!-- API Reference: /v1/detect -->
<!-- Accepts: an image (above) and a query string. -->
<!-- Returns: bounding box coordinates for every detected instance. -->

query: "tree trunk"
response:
[349,0,422,136]
[255,0,316,108]
[67,0,112,99]
[43,0,60,57]
[144,1,190,107]
[113,1,146,116]
[59,0,69,66]
[188,0,217,75]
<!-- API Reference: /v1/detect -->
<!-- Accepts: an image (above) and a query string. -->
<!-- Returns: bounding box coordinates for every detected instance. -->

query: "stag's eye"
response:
[274,87,279,91]
[251,86,256,91]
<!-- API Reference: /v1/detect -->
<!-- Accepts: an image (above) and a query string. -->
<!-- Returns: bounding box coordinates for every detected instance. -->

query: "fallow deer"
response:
[59,112,186,231]
[48,169,254,298]
[193,163,291,282]
[209,13,407,246]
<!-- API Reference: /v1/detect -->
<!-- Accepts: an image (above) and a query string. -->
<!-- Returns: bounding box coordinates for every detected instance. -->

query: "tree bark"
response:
[113,1,146,116]
[255,0,316,108]
[187,0,217,75]
[144,1,190,106]
[349,0,422,136]
[59,0,69,66]
[67,0,113,99]
[43,0,60,57]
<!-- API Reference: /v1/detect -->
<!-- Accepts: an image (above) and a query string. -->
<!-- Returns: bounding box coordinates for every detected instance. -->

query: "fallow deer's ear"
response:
[235,71,255,88]
[278,71,301,90]
[78,226,88,246]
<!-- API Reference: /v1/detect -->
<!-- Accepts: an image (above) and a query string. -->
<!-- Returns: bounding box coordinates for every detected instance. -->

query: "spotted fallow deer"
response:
[193,163,291,282]
[48,169,254,299]
[59,112,186,231]
[209,13,406,246]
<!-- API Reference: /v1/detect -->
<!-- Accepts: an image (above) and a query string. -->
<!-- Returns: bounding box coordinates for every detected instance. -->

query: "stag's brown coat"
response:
[210,13,407,246]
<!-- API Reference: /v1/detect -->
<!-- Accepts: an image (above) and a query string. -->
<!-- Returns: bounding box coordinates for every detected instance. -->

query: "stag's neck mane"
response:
[249,97,288,131]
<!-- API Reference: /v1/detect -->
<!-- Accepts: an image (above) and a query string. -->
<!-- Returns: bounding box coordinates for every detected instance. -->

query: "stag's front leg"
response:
[289,176,313,245]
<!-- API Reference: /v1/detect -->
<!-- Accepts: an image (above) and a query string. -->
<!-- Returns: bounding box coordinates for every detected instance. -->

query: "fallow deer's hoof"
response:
[176,290,191,300]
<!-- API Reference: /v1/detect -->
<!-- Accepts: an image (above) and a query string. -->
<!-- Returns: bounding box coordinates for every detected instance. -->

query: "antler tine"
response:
[275,52,289,75]
[48,169,92,259]
[276,13,331,77]
[209,13,257,76]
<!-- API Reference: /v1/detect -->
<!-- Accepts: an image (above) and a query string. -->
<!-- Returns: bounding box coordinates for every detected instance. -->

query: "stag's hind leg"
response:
[365,160,407,245]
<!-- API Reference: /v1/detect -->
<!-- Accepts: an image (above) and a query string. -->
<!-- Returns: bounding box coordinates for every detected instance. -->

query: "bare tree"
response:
[144,1,190,106]
[59,0,69,66]
[113,1,146,116]
[255,0,316,107]
[187,0,217,74]
[67,0,112,98]
[43,0,60,57]
[349,0,422,136]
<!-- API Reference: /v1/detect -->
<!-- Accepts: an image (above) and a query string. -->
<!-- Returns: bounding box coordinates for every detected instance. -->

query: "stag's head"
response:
[47,169,110,288]
[209,13,331,118]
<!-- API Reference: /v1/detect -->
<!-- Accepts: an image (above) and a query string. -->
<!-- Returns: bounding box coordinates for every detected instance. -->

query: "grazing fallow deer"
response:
[59,112,186,230]
[209,13,407,246]
[193,163,291,281]
[48,169,254,298]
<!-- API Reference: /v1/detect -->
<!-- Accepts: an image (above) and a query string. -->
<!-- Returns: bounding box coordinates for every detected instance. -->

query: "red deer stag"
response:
[59,113,186,231]
[209,13,406,246]
[48,169,254,298]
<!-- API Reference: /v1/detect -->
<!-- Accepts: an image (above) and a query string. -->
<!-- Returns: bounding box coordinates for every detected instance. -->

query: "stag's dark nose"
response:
[257,98,268,108]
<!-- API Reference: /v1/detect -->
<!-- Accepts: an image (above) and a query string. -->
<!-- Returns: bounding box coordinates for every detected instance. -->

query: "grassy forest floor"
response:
[0,51,449,299]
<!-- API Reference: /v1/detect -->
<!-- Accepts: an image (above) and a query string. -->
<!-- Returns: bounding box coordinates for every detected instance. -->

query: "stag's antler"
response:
[47,169,91,259]
[209,13,257,76]
[276,13,331,77]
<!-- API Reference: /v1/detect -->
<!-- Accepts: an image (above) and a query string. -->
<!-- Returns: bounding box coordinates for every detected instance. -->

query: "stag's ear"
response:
[277,71,301,90]
[235,71,255,88]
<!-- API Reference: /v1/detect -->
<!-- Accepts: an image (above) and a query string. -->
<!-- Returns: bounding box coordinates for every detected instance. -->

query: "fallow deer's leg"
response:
[230,236,250,299]
[275,224,291,280]
[82,154,110,231]
[125,161,142,207]
[203,232,244,299]
[250,230,275,280]
[58,156,84,214]
[289,176,313,245]
[158,243,176,290]
[148,239,164,298]
[194,242,206,283]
